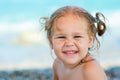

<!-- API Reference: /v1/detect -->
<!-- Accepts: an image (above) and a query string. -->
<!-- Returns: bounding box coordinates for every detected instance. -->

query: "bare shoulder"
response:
[83,59,107,80]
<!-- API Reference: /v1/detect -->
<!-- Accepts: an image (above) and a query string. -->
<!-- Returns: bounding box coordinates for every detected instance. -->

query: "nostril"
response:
[66,45,74,47]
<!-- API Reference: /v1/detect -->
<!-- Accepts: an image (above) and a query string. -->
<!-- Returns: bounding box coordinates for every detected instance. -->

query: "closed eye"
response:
[74,36,82,38]
[58,36,65,39]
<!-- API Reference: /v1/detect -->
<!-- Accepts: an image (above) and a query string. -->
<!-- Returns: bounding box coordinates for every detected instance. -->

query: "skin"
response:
[49,14,107,80]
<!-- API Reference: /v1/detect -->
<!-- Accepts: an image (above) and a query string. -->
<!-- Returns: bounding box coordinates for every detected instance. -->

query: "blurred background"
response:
[0,0,120,71]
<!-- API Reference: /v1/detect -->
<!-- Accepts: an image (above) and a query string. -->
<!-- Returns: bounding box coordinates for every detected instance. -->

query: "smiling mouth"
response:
[62,50,78,56]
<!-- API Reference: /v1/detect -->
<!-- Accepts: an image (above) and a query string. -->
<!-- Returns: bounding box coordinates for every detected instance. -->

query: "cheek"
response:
[77,40,89,49]
[52,43,62,56]
[52,40,62,50]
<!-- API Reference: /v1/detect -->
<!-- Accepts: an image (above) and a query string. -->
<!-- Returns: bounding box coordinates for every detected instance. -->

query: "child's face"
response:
[50,14,94,67]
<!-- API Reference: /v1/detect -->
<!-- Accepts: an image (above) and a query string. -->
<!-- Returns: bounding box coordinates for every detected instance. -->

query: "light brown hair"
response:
[41,6,106,50]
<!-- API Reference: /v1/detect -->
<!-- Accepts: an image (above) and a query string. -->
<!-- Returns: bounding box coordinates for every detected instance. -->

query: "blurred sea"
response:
[0,31,120,80]
[0,32,54,70]
[0,31,120,70]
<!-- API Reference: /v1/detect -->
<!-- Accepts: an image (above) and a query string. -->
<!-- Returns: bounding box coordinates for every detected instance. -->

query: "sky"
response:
[0,0,120,70]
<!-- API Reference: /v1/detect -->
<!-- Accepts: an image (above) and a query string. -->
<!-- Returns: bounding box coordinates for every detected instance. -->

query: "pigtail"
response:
[95,12,106,36]
[40,17,49,30]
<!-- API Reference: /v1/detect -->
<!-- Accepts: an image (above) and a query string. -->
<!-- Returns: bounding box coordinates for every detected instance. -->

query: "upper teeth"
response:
[65,51,76,54]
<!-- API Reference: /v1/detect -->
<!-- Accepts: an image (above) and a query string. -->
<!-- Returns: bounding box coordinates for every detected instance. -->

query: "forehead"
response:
[53,14,89,32]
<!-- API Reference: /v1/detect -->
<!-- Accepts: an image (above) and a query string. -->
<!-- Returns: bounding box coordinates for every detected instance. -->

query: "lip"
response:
[62,50,78,56]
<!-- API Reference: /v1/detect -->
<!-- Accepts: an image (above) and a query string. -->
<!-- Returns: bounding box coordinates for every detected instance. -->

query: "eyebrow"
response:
[54,32,84,36]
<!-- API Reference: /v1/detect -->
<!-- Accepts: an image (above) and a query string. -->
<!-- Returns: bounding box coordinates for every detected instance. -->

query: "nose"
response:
[65,39,75,47]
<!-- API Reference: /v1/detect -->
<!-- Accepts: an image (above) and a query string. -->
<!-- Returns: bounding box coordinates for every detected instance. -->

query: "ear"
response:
[48,36,53,49]
[88,35,94,48]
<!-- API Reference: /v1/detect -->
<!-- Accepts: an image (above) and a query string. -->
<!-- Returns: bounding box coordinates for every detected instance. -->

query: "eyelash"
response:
[57,36,81,39]
[58,36,65,39]
[74,36,81,38]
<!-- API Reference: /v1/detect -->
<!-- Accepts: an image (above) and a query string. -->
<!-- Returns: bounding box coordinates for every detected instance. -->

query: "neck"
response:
[63,53,94,69]
[63,62,80,69]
